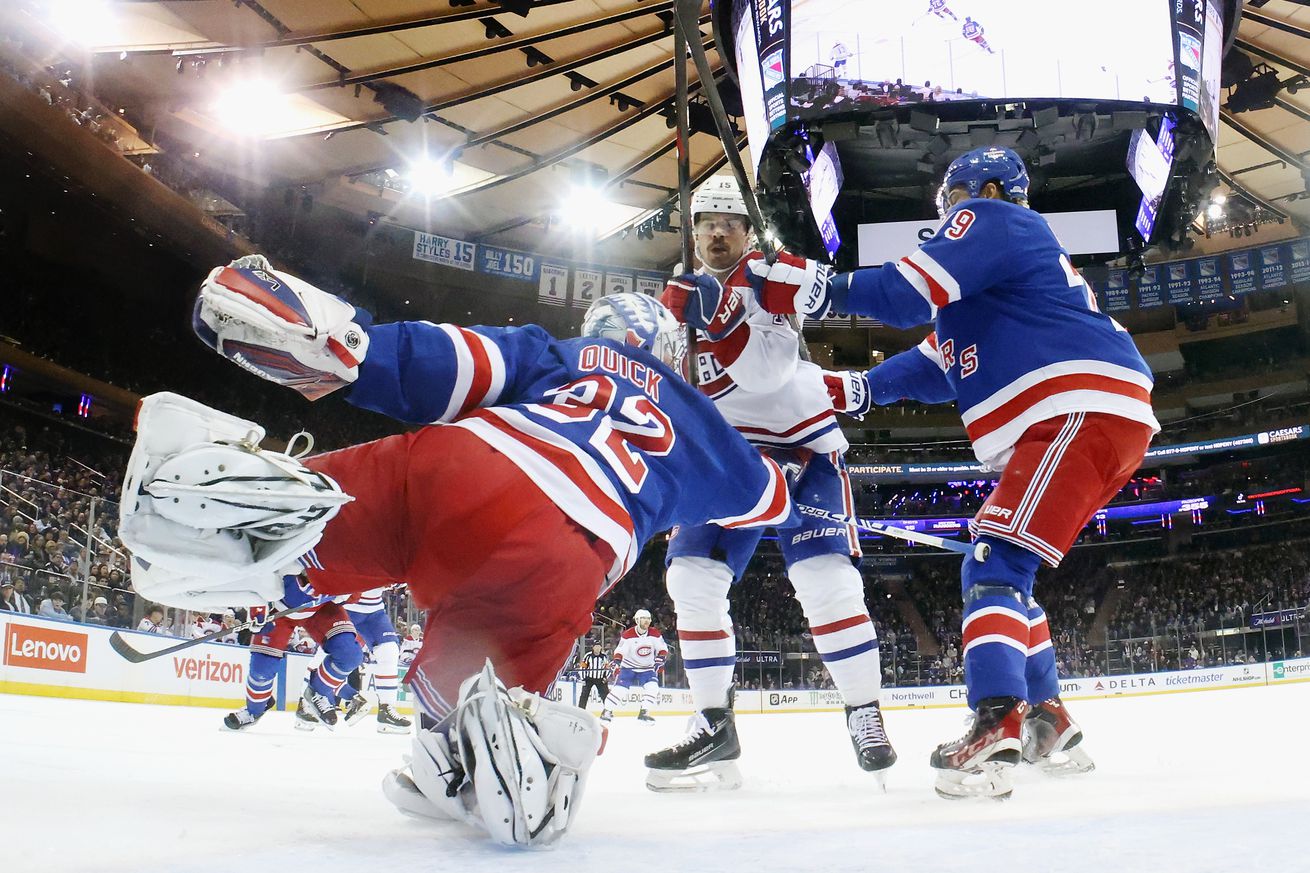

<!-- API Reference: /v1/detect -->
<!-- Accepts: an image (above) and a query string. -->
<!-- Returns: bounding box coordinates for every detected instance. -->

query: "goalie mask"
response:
[581,293,686,378]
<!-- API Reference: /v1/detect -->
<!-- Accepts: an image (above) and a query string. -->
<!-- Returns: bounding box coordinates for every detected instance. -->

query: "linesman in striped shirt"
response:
[577,642,610,709]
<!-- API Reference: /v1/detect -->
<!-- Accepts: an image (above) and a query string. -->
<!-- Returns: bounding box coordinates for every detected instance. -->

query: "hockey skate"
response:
[341,693,374,728]
[377,704,413,734]
[930,697,1029,800]
[1023,697,1095,776]
[636,708,656,724]
[644,706,742,793]
[845,701,897,789]
[299,686,339,730]
[222,708,262,731]
[294,699,319,731]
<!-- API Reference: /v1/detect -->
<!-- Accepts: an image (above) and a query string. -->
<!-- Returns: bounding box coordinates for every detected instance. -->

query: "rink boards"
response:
[5,612,1309,715]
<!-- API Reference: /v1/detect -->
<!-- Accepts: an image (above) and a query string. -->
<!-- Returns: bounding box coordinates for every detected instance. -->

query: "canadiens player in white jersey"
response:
[600,608,668,724]
[342,587,412,733]
[754,146,1158,799]
[120,262,794,845]
[652,176,895,791]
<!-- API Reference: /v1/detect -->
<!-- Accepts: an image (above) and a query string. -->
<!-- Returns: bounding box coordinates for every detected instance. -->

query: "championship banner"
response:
[479,245,538,283]
[604,272,635,296]
[1259,245,1288,291]
[1194,256,1224,301]
[1288,239,1310,284]
[1229,250,1257,295]
[1165,261,1195,305]
[537,261,569,306]
[1135,265,1165,309]
[1102,269,1131,312]
[412,231,476,271]
[573,268,603,309]
[635,274,665,296]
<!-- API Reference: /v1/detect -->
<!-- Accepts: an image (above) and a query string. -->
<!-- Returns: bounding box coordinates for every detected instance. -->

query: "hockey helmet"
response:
[581,293,686,375]
[938,146,1030,215]
[690,176,750,225]
[633,608,652,620]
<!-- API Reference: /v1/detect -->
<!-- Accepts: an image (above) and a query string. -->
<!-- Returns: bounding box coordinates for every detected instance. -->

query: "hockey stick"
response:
[795,503,974,555]
[673,11,699,387]
[108,598,332,664]
[674,0,812,362]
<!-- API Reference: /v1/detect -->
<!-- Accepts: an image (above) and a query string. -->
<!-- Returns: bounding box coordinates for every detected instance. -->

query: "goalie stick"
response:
[795,503,975,555]
[674,0,811,362]
[108,596,333,664]
[673,9,700,387]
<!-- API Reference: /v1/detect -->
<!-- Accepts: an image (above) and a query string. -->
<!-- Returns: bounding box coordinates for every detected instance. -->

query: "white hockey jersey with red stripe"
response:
[835,197,1159,469]
[690,254,847,453]
[344,320,794,588]
[344,587,388,615]
[613,626,668,671]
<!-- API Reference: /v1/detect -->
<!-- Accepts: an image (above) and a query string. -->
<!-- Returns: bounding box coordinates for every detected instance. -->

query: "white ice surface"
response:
[6,684,1309,873]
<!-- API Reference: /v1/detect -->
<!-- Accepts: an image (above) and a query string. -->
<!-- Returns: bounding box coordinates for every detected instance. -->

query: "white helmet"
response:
[409,623,422,636]
[691,176,749,224]
[581,293,685,375]
[634,608,652,623]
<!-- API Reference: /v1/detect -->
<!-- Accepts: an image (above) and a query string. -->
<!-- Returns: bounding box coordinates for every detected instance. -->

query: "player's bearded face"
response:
[694,213,750,272]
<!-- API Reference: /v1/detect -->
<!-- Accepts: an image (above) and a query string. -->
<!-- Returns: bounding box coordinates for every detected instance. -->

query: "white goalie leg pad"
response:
[382,729,479,825]
[119,392,352,611]
[455,661,604,848]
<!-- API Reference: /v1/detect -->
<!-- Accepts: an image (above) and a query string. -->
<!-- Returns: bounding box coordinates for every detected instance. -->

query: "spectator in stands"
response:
[38,589,68,620]
[1,579,31,613]
[85,595,111,625]
[137,605,169,635]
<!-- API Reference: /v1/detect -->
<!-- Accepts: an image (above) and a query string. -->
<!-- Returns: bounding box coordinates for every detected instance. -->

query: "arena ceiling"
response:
[6,0,1310,266]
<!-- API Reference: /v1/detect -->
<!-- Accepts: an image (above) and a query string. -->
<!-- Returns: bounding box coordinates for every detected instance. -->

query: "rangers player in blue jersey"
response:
[119,261,793,846]
[753,146,1158,799]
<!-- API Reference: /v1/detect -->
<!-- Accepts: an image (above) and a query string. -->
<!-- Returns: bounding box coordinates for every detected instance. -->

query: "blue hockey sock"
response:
[960,536,1041,708]
[245,650,281,715]
[1024,597,1060,704]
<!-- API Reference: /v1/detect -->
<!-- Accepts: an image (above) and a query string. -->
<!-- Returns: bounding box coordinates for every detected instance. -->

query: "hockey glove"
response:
[193,255,371,400]
[661,272,748,340]
[606,659,622,686]
[746,252,837,317]
[823,370,873,419]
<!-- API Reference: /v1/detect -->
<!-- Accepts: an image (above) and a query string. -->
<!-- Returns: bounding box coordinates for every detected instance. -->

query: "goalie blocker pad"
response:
[119,392,352,611]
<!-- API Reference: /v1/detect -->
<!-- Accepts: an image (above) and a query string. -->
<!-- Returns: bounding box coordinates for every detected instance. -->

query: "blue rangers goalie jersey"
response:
[833,197,1160,468]
[345,321,793,585]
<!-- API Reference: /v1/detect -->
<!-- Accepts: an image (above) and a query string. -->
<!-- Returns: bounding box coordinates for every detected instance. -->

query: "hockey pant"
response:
[604,668,659,712]
[961,412,1153,708]
[298,426,611,722]
[244,605,363,714]
[347,608,402,706]
[578,678,609,709]
[667,452,881,709]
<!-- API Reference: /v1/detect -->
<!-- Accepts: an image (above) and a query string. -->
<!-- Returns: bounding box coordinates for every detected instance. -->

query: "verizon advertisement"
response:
[0,614,314,709]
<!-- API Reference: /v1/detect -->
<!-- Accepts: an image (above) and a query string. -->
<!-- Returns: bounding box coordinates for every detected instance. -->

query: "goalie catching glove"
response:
[382,660,605,848]
[118,392,353,611]
[193,254,370,400]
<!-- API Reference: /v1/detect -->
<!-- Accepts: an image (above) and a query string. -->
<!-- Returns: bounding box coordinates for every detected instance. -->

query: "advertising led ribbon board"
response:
[729,0,1222,169]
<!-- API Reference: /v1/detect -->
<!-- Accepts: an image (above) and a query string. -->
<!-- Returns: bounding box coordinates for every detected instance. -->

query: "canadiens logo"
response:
[636,644,654,657]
